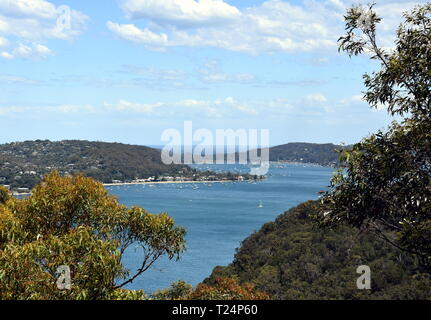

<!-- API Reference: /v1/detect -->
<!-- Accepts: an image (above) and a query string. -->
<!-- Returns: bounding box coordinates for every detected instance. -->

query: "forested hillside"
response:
[223,142,346,167]
[0,140,341,190]
[0,140,251,190]
[203,201,431,299]
[269,143,346,166]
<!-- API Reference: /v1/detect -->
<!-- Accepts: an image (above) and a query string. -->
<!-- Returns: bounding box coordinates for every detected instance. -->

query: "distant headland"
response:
[0,140,343,193]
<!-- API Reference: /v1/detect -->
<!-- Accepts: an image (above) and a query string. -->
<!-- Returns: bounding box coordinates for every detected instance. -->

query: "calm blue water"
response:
[107,163,334,293]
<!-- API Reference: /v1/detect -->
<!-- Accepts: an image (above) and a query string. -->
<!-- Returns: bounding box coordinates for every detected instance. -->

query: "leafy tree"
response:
[152,278,270,300]
[152,280,193,300]
[320,3,431,272]
[0,171,186,299]
[188,277,270,300]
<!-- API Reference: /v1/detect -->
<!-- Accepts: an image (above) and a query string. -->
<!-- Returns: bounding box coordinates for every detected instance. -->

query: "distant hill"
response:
[136,142,346,167]
[230,142,346,167]
[0,140,345,190]
[203,201,431,299]
[268,142,346,166]
[0,140,242,190]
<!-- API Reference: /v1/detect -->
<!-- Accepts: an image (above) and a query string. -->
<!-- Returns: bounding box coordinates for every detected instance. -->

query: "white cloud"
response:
[34,43,51,55]
[303,93,334,113]
[108,0,344,54]
[374,1,421,31]
[351,95,365,103]
[104,97,299,118]
[108,0,427,54]
[104,97,259,118]
[0,35,8,46]
[0,104,95,116]
[0,12,87,40]
[0,16,9,32]
[14,43,32,56]
[107,100,163,114]
[305,93,328,104]
[326,0,345,11]
[0,51,12,59]
[1,92,380,120]
[122,66,188,81]
[198,60,256,83]
[107,21,168,48]
[0,0,56,19]
[3,42,53,59]
[0,106,26,115]
[0,73,38,84]
[0,0,57,19]
[336,94,387,115]
[46,104,96,114]
[0,0,88,59]
[310,57,330,65]
[121,0,240,27]
[2,99,250,118]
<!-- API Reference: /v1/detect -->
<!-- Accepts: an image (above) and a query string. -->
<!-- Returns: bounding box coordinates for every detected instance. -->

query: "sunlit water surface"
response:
[107,163,334,293]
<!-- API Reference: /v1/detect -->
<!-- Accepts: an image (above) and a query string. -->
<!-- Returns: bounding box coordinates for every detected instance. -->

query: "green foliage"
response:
[320,119,431,270]
[320,2,431,272]
[152,280,193,300]
[111,289,148,300]
[339,3,431,118]
[152,278,270,301]
[189,277,270,300]
[0,186,9,204]
[204,202,431,300]
[0,171,186,300]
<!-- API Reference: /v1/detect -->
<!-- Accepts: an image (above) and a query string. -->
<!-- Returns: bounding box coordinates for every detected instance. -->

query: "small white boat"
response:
[258,200,263,208]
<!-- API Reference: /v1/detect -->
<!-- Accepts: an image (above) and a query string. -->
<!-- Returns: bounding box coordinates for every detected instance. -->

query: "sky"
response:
[0,0,427,147]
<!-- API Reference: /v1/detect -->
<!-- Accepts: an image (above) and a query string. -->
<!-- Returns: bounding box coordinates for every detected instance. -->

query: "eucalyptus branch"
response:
[114,249,163,289]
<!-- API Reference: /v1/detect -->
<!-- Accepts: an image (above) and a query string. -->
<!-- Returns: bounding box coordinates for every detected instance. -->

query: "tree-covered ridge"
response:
[268,143,346,166]
[0,140,253,190]
[203,201,431,300]
[225,142,345,167]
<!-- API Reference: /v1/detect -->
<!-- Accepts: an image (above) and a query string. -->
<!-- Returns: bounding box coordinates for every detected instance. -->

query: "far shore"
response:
[269,160,336,168]
[103,180,249,187]
[11,179,262,195]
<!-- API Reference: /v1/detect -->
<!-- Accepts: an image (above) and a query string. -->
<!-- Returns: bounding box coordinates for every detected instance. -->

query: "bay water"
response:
[107,163,334,293]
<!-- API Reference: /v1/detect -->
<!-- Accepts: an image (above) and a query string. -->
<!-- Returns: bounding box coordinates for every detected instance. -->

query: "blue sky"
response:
[0,0,426,146]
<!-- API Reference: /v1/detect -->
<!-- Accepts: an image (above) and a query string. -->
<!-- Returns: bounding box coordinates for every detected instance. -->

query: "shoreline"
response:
[103,180,250,187]
[9,163,333,193]
[269,160,336,168]
[12,179,262,195]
